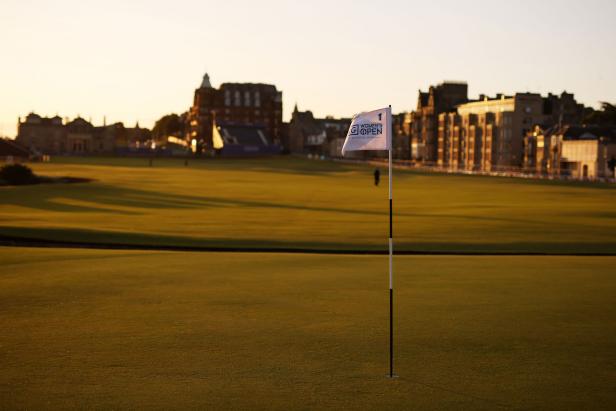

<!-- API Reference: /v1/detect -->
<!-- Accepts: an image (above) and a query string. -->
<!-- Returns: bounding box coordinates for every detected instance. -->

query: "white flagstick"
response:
[339,106,394,377]
[388,105,395,378]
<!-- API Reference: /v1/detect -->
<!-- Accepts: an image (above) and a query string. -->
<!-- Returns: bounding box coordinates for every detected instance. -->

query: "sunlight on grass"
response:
[1,248,614,409]
[0,156,615,253]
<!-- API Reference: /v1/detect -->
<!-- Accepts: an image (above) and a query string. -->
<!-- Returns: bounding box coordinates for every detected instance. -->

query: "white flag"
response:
[341,107,391,156]
[212,122,224,150]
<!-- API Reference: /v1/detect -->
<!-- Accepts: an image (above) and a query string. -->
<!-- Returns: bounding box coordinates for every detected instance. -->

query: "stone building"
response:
[453,93,545,171]
[187,73,283,153]
[65,117,97,153]
[289,105,410,159]
[16,113,65,154]
[523,124,553,174]
[16,113,147,155]
[109,122,151,151]
[437,112,462,169]
[287,105,351,158]
[524,125,616,179]
[410,82,468,164]
[319,116,353,158]
[392,112,410,160]
[436,91,585,172]
[288,106,325,154]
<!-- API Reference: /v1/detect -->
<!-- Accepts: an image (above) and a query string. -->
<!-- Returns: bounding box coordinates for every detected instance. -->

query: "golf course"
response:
[1,157,615,409]
[1,156,616,253]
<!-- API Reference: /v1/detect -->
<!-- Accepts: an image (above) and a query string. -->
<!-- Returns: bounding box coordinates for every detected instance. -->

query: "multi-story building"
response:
[16,113,65,154]
[524,125,616,179]
[110,122,151,151]
[453,93,545,171]
[287,105,352,158]
[410,82,468,164]
[523,124,555,174]
[437,112,462,169]
[436,90,586,172]
[187,73,283,153]
[424,83,584,171]
[392,112,410,160]
[288,105,410,159]
[16,113,147,155]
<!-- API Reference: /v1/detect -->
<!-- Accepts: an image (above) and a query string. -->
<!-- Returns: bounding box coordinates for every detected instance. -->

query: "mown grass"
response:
[0,156,615,253]
[1,248,615,409]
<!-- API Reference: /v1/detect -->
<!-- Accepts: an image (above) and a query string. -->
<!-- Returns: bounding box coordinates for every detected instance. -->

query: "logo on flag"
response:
[341,107,391,156]
[349,123,383,136]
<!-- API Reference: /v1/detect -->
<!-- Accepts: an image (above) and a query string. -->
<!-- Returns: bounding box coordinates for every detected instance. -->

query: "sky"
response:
[1,0,615,137]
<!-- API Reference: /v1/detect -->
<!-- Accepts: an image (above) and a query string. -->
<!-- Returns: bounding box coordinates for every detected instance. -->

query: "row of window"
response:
[224,90,261,107]
[217,117,278,125]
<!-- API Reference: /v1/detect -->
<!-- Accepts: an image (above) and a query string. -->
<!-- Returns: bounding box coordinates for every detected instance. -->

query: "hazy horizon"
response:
[1,0,615,137]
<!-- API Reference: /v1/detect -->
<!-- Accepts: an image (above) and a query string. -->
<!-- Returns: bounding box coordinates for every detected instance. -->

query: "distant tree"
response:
[584,102,616,125]
[582,106,596,122]
[0,164,38,185]
[151,114,184,140]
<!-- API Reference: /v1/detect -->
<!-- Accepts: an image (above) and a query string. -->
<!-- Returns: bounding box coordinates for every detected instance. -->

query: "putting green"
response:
[1,247,615,409]
[1,156,615,253]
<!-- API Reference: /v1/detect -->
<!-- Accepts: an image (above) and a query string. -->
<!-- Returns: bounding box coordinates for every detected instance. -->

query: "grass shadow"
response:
[1,225,616,254]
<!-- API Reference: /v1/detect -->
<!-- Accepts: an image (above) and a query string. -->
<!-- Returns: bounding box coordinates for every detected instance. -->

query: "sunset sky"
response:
[1,0,615,137]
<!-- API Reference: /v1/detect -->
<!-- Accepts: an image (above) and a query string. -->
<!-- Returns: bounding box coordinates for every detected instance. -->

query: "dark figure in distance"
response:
[374,168,380,186]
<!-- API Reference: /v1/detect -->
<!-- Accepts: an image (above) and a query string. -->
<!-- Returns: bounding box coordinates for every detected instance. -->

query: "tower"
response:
[201,73,212,89]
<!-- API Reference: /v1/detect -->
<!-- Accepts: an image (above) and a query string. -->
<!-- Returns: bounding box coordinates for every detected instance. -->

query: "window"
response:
[224,90,231,106]
[244,91,251,106]
[254,91,261,107]
[234,90,241,106]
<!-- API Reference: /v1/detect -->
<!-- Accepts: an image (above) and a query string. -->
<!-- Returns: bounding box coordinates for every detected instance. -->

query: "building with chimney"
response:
[16,113,148,155]
[288,105,410,159]
[287,105,352,158]
[410,82,469,164]
[187,73,283,153]
[453,93,545,171]
[435,90,586,172]
[16,113,65,154]
[524,125,616,179]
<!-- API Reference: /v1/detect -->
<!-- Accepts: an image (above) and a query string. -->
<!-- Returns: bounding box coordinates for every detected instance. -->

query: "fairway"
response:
[1,156,615,253]
[1,247,615,409]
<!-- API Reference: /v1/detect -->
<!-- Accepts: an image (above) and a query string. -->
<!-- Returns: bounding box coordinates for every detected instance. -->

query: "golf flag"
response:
[341,105,397,377]
[341,107,392,156]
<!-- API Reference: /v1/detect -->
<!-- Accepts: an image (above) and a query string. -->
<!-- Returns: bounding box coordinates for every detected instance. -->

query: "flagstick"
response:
[340,106,395,378]
[388,105,395,379]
